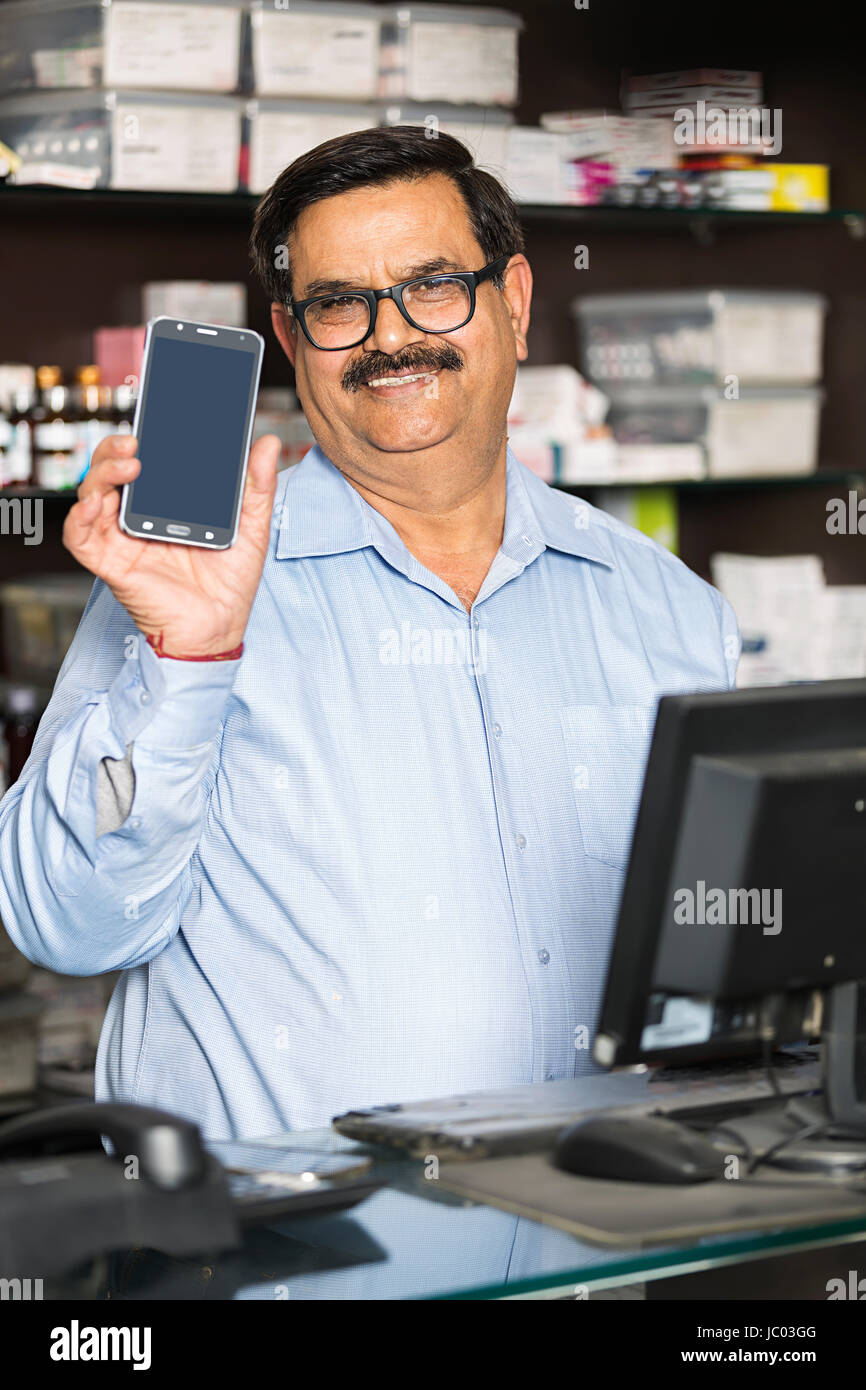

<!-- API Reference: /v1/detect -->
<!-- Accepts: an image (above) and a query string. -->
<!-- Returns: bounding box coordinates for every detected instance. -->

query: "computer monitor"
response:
[593,678,866,1143]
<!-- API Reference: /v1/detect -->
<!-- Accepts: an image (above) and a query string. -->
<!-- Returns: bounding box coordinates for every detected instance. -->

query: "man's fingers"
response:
[64,489,105,551]
[78,436,139,500]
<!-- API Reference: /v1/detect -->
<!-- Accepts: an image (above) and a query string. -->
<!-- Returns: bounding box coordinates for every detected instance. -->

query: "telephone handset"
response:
[0,1101,207,1190]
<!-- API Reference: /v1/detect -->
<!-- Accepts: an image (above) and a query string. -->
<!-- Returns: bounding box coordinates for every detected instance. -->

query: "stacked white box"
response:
[250,0,382,99]
[0,88,243,191]
[378,5,522,106]
[0,0,244,94]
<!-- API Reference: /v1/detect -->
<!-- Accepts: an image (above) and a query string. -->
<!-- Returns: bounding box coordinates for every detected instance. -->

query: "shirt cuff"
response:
[106,629,241,750]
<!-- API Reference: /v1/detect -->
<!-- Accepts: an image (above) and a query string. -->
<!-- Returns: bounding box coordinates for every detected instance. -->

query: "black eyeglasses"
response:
[289,255,510,351]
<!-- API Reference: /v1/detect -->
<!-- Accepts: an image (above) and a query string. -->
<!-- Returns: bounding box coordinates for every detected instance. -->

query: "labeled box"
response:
[1,89,243,191]
[378,5,522,107]
[250,0,381,100]
[0,0,244,95]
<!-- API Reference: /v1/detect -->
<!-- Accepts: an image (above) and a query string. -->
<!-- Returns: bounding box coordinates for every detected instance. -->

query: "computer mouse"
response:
[553,1112,725,1184]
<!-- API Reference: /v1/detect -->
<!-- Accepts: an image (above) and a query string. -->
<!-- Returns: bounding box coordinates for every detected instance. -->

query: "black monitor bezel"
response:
[596,678,866,1067]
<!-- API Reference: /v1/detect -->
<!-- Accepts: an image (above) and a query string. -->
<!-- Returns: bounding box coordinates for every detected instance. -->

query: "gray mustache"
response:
[342,345,464,392]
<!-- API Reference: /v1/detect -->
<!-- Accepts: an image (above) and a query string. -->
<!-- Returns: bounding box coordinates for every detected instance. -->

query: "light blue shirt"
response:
[0,445,738,1140]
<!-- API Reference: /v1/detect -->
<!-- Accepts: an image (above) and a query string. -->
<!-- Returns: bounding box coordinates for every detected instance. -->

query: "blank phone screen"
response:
[130,335,257,529]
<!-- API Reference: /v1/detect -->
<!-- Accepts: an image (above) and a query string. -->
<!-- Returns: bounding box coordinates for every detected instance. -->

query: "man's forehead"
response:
[288,176,480,285]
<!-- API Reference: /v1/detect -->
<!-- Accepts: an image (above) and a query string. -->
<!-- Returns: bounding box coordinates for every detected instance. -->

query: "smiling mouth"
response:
[363,369,439,391]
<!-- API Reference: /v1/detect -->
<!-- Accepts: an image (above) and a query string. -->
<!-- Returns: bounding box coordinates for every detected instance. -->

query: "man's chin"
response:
[356,412,457,456]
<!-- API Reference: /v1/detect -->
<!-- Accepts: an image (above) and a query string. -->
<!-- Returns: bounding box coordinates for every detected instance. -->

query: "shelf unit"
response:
[1,0,864,599]
[1,185,862,233]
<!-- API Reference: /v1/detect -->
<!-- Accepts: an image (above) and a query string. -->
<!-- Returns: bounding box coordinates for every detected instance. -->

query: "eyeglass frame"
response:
[287,254,511,350]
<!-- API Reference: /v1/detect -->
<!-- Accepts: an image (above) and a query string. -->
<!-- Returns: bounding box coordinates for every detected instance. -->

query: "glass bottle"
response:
[112,380,137,435]
[73,364,115,484]
[32,366,79,492]
[4,386,36,487]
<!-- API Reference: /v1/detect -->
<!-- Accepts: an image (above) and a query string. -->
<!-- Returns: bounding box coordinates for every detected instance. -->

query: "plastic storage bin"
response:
[0,0,244,95]
[249,1,381,100]
[378,103,512,179]
[378,5,522,107]
[243,98,377,193]
[572,290,826,387]
[603,384,824,478]
[0,89,243,190]
[1,574,94,681]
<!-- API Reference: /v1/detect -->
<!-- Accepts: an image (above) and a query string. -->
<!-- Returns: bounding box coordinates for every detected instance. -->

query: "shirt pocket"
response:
[559,703,656,869]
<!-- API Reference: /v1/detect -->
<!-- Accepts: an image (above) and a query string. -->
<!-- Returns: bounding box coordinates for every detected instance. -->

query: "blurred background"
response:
[0,0,864,1109]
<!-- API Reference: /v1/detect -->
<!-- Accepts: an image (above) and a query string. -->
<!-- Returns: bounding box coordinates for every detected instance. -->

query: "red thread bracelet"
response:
[145,631,244,662]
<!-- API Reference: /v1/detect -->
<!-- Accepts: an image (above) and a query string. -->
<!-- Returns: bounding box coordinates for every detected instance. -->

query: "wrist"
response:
[144,630,244,662]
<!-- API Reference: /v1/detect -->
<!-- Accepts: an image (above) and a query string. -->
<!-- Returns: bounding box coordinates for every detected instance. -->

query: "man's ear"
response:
[501,255,532,363]
[271,302,298,367]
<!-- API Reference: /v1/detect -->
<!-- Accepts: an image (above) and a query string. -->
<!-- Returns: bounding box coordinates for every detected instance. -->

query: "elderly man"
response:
[0,128,738,1140]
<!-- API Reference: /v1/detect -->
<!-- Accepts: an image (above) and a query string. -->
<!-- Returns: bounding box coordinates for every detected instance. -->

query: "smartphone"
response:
[119,316,264,550]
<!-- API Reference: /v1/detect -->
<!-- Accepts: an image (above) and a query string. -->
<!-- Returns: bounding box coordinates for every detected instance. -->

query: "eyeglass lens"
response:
[304,276,473,348]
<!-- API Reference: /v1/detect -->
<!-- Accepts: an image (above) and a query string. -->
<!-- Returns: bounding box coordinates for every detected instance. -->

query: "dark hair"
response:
[250,124,525,304]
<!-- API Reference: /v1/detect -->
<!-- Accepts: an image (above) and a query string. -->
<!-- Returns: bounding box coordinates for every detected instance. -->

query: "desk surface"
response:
[103,1066,866,1301]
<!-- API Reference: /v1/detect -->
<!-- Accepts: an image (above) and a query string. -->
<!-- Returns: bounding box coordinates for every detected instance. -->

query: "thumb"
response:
[245,432,281,496]
[236,433,281,543]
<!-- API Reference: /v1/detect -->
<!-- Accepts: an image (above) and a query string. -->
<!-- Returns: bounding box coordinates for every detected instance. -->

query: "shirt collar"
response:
[276,442,615,571]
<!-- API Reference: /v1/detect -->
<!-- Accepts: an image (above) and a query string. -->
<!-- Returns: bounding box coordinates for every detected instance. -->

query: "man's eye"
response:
[320,296,361,312]
[412,278,461,298]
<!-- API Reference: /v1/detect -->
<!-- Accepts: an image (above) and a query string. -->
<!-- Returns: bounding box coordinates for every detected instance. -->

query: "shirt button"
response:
[472,616,480,629]
[522,534,532,545]
[492,722,502,739]
[538,948,550,965]
[515,833,526,851]
[129,817,141,830]
[139,690,152,705]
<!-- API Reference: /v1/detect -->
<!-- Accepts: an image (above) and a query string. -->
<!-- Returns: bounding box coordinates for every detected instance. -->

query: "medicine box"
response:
[505,127,612,205]
[572,289,826,387]
[0,89,243,191]
[0,0,244,95]
[540,112,679,173]
[243,98,378,193]
[249,1,381,100]
[378,5,522,107]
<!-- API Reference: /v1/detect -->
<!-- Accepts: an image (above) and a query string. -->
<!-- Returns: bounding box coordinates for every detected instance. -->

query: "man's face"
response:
[271,172,531,491]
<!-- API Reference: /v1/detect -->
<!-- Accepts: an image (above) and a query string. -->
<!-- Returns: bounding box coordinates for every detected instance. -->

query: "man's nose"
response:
[365,296,426,355]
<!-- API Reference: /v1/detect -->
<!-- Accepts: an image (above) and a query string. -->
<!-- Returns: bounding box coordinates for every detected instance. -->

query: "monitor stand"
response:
[704,982,866,1176]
